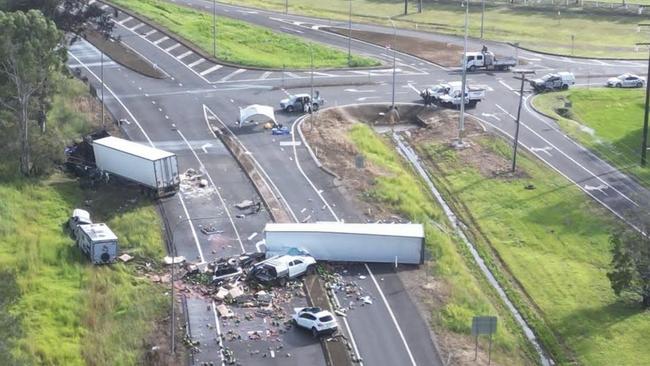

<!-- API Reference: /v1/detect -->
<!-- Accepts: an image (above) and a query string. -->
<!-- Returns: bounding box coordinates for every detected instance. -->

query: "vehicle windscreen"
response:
[319,315,334,322]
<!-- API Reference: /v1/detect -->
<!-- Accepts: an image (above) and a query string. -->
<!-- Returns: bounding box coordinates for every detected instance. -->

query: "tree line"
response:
[0,0,112,176]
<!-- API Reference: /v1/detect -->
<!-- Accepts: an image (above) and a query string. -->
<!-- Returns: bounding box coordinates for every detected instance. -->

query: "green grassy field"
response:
[217,0,644,58]
[348,124,537,366]
[532,88,650,189]
[418,134,650,365]
[111,0,379,68]
[0,77,170,365]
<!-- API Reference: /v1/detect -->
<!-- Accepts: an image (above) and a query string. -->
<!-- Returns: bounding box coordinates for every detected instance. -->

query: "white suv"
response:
[292,307,338,336]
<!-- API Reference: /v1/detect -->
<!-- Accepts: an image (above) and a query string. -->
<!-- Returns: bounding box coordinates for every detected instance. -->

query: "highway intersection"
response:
[68,2,649,364]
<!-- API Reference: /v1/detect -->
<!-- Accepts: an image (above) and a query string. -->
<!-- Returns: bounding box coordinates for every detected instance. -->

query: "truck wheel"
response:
[561,84,569,90]
[306,264,316,275]
[469,65,476,72]
[286,105,294,113]
[638,82,644,88]
[312,327,319,337]
[278,277,287,287]
[312,103,319,111]
[468,100,477,108]
[616,83,622,88]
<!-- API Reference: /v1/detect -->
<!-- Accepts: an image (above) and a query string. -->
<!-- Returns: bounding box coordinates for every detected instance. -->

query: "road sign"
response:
[472,316,497,336]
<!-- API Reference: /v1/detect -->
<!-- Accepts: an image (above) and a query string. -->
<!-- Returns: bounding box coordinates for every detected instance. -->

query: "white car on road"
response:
[607,74,645,88]
[292,307,338,336]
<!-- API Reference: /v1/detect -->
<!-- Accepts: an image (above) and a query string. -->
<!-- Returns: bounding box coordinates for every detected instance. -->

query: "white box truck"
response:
[92,136,179,197]
[77,223,118,264]
[264,223,425,264]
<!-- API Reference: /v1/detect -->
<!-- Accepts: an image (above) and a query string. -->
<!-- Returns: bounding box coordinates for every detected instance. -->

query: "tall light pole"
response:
[388,17,397,109]
[348,0,352,66]
[458,0,469,146]
[285,0,288,14]
[212,0,217,57]
[481,0,485,39]
[637,23,650,166]
[511,69,535,172]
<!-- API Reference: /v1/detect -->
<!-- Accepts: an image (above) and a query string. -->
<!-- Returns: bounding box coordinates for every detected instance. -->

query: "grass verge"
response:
[110,0,379,68]
[532,88,650,189]
[0,76,172,365]
[347,124,537,366]
[218,0,643,59]
[416,132,650,366]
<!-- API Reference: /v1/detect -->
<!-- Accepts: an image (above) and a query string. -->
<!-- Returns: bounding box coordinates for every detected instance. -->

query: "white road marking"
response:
[258,71,272,80]
[285,71,300,79]
[357,96,380,101]
[313,71,335,77]
[407,83,420,94]
[280,141,301,146]
[499,80,515,91]
[68,61,117,68]
[585,184,609,195]
[200,142,212,153]
[143,29,157,37]
[529,146,553,156]
[200,64,223,76]
[152,36,169,45]
[519,56,541,61]
[247,232,258,241]
[117,16,133,25]
[130,23,145,31]
[219,68,246,82]
[344,88,376,93]
[188,58,206,68]
[481,112,501,121]
[177,50,193,60]
[165,43,181,52]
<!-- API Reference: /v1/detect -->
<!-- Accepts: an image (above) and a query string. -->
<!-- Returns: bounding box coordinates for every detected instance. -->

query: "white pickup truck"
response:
[249,254,316,285]
[461,50,516,72]
[421,81,486,108]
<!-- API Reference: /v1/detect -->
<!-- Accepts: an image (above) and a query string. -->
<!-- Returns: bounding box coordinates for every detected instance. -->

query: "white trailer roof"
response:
[78,223,118,242]
[93,136,174,161]
[265,222,424,238]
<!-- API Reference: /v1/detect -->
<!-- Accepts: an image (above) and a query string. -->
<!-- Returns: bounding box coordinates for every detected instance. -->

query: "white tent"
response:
[238,104,276,126]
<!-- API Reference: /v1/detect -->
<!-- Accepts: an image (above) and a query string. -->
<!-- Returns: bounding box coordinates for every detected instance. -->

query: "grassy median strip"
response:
[418,135,650,366]
[532,88,650,188]
[0,78,169,366]
[218,0,643,59]
[111,0,379,68]
[347,124,536,366]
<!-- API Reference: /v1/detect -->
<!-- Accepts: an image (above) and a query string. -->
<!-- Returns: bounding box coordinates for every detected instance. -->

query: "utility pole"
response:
[419,0,423,13]
[212,0,217,57]
[481,0,485,39]
[348,0,352,66]
[285,0,288,14]
[637,23,650,166]
[100,50,104,127]
[310,43,314,109]
[458,0,469,146]
[388,18,397,109]
[511,69,535,172]
[404,0,407,15]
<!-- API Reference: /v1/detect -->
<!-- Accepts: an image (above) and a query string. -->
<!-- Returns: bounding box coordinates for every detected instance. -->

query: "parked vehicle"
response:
[69,208,92,238]
[461,48,517,72]
[76,223,118,264]
[249,254,316,284]
[292,307,338,336]
[607,74,645,88]
[420,81,486,108]
[530,72,575,92]
[280,92,324,113]
[92,136,179,197]
[264,223,425,264]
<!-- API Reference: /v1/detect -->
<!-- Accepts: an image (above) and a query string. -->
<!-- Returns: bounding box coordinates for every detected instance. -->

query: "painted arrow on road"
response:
[584,184,609,195]
[201,143,212,154]
[357,96,381,102]
[481,113,501,121]
[530,146,553,156]
[344,88,376,93]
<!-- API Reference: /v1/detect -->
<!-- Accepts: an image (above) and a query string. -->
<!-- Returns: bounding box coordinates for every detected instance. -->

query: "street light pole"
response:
[389,18,396,109]
[348,0,352,66]
[100,50,104,127]
[511,70,535,172]
[481,0,485,39]
[285,0,288,14]
[458,0,469,146]
[639,43,650,166]
[212,0,216,57]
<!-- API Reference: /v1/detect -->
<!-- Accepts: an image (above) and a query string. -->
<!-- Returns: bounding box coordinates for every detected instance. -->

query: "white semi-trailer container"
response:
[92,136,179,196]
[264,223,424,264]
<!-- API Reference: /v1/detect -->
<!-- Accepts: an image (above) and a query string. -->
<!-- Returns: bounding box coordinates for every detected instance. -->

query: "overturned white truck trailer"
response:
[264,223,424,264]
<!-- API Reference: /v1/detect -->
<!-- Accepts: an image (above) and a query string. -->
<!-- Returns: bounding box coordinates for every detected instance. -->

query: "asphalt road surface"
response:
[68,1,649,365]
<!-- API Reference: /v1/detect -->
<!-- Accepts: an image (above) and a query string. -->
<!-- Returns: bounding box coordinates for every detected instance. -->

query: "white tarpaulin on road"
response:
[238,104,276,126]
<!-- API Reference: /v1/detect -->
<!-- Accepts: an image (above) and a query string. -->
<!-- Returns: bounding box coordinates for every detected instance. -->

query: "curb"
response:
[104,0,386,72]
[508,42,645,62]
[527,94,563,122]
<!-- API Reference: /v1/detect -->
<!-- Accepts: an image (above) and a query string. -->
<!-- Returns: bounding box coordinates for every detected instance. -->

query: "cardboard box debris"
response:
[216,287,229,301]
[163,256,186,265]
[235,200,254,209]
[227,286,244,300]
[216,304,235,318]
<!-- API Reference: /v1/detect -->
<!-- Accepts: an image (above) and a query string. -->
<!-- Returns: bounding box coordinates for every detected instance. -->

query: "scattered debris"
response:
[118,253,133,263]
[217,304,235,318]
[235,199,254,209]
[200,223,223,235]
[163,256,186,265]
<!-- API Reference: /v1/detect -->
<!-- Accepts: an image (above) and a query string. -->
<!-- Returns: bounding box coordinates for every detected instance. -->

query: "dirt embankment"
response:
[301,105,514,366]
[325,28,463,67]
